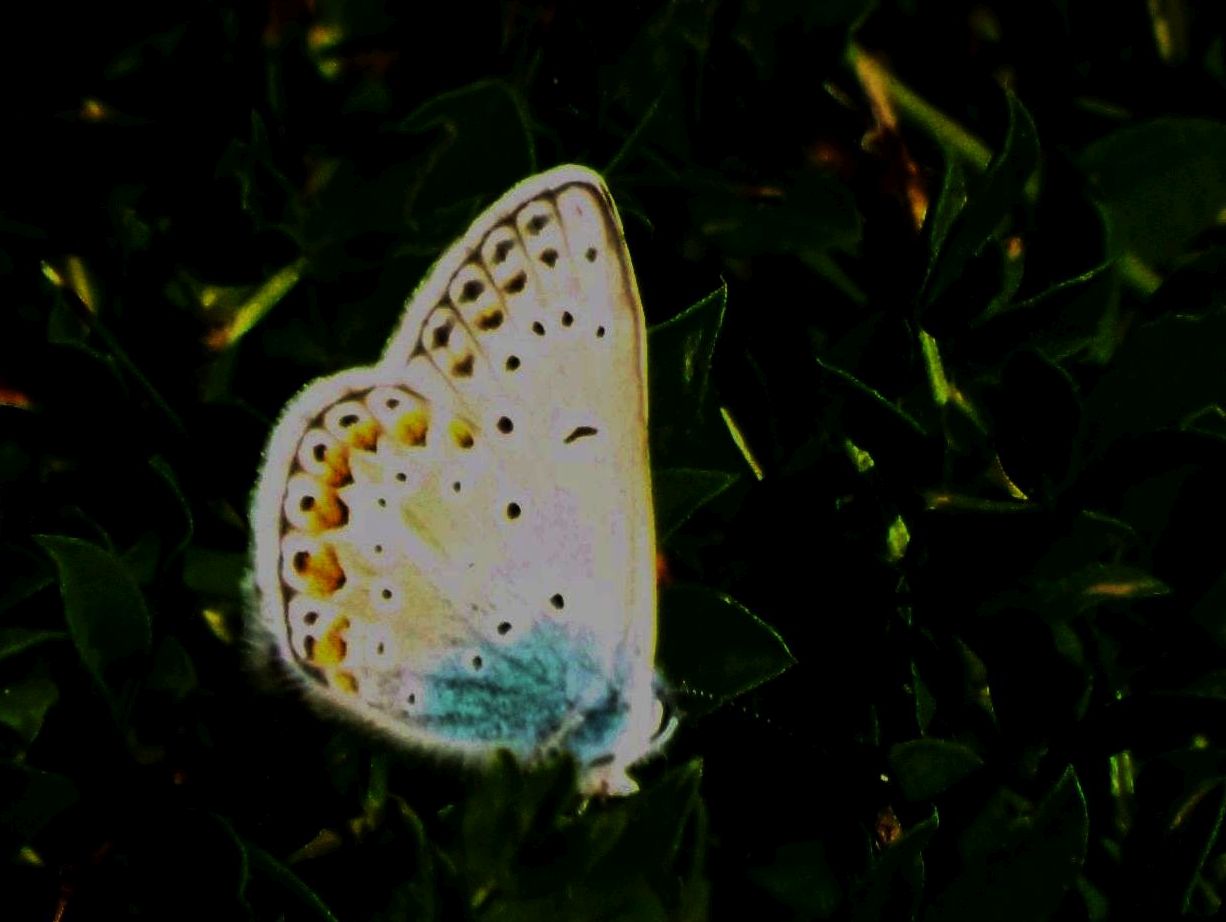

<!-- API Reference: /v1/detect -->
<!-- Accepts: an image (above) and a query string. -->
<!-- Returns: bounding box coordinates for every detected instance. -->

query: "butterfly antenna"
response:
[668,681,817,750]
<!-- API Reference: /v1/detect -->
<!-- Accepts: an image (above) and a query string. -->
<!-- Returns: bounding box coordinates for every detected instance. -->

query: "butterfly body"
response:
[249,166,664,794]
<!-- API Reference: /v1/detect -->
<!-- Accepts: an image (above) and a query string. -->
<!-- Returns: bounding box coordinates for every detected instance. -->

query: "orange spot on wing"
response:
[396,409,430,446]
[294,544,347,595]
[319,442,352,486]
[475,308,504,330]
[450,420,475,449]
[315,616,350,666]
[333,671,359,694]
[344,418,381,451]
[304,488,349,532]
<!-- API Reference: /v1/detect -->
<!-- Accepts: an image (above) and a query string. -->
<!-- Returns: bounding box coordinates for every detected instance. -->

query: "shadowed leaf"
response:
[35,534,152,702]
[658,583,794,704]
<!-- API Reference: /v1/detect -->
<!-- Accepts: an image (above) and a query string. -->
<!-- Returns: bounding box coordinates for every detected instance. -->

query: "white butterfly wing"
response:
[250,166,660,793]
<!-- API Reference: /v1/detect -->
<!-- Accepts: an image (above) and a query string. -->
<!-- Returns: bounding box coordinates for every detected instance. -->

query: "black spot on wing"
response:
[564,426,598,444]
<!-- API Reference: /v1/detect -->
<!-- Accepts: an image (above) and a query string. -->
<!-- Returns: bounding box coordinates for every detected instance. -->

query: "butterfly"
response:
[249,165,669,795]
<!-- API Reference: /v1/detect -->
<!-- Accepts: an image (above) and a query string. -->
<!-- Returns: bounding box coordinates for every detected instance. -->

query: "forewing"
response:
[249,166,657,769]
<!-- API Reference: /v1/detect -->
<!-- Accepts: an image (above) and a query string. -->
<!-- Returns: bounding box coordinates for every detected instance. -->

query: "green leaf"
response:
[923,88,1039,309]
[208,813,251,902]
[986,347,1082,490]
[691,171,861,264]
[460,752,578,898]
[396,79,536,218]
[1148,244,1226,319]
[0,628,67,662]
[0,762,78,848]
[994,512,1173,624]
[888,739,984,801]
[983,259,1114,322]
[1179,783,1226,914]
[1178,670,1226,699]
[368,800,435,922]
[927,767,1088,922]
[1081,308,1226,454]
[215,110,299,230]
[653,467,738,539]
[923,153,968,272]
[35,534,152,698]
[981,235,1027,319]
[1191,570,1226,648]
[1030,511,1141,579]
[856,810,939,922]
[657,583,794,704]
[481,879,669,922]
[814,356,928,438]
[0,661,60,744]
[596,759,704,878]
[735,0,875,78]
[648,285,726,442]
[144,636,198,702]
[648,285,742,471]
[1081,118,1226,264]
[750,839,844,918]
[182,547,248,598]
[122,531,162,586]
[247,843,342,922]
[813,356,934,479]
[0,565,52,615]
[1041,563,1171,620]
[598,1,717,162]
[483,761,707,922]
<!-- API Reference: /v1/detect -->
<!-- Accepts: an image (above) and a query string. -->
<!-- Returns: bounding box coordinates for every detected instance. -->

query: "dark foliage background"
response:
[4,1,1226,919]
